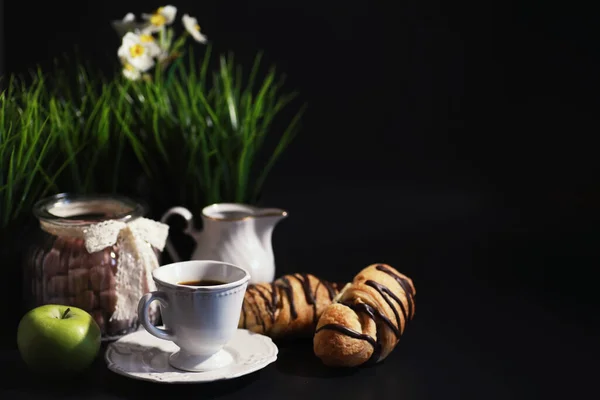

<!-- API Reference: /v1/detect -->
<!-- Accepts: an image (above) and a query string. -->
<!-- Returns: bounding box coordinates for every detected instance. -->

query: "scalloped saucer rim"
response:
[105,328,278,384]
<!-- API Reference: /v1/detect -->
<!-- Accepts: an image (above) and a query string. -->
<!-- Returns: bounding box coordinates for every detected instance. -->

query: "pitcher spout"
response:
[254,208,288,251]
[256,208,288,220]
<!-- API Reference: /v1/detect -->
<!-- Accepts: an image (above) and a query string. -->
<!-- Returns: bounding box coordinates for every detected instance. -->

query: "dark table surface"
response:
[0,188,598,399]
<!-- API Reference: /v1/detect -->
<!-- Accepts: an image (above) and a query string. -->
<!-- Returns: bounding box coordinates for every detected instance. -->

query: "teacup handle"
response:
[138,291,175,341]
[160,206,197,263]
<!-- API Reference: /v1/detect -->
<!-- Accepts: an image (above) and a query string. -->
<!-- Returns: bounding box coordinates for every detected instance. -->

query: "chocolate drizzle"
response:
[315,265,416,365]
[293,274,315,304]
[255,286,277,322]
[376,264,414,318]
[278,276,298,319]
[240,274,339,332]
[316,323,381,365]
[241,284,276,331]
[316,299,394,365]
[270,281,278,315]
[322,280,337,300]
[348,302,401,338]
[365,280,406,330]
[291,273,319,324]
[242,286,269,332]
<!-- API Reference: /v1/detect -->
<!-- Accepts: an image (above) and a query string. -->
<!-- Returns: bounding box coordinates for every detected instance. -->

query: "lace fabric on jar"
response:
[24,194,169,340]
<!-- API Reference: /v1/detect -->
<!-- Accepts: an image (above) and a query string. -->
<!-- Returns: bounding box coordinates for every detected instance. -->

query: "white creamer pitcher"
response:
[160,203,287,283]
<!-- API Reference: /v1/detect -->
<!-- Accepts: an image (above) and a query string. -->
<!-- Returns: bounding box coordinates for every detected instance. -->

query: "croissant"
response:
[313,264,416,367]
[238,273,340,339]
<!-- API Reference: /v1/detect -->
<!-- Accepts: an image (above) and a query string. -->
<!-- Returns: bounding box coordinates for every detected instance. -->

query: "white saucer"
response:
[105,328,278,384]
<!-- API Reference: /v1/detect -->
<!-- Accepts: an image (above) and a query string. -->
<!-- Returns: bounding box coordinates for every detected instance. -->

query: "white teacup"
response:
[137,260,250,372]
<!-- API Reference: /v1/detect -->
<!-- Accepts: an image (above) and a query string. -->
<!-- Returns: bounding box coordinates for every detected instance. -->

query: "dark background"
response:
[1,1,599,398]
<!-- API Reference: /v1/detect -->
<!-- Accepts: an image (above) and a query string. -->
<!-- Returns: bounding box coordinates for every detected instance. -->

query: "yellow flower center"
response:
[129,44,145,58]
[124,63,136,71]
[150,13,166,26]
[194,24,201,32]
[140,34,154,43]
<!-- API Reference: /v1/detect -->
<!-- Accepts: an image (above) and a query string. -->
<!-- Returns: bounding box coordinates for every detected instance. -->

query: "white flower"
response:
[142,5,177,32]
[182,14,208,43]
[112,13,142,36]
[117,32,156,72]
[137,32,163,57]
[122,63,141,81]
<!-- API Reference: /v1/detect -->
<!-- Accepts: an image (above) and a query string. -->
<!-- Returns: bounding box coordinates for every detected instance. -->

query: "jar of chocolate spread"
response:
[22,193,166,340]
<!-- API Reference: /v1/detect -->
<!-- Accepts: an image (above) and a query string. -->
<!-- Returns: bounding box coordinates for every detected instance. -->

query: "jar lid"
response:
[33,193,146,227]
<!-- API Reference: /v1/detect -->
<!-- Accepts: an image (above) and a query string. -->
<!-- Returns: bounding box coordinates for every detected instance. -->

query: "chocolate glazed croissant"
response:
[238,274,339,339]
[313,264,416,367]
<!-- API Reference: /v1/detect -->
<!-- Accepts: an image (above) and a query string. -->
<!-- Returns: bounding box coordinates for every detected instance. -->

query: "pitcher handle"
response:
[161,206,197,263]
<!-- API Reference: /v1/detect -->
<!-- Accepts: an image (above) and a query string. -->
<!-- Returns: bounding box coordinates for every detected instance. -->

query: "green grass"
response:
[0,66,140,229]
[0,73,63,229]
[43,60,144,194]
[1,45,305,229]
[118,45,306,209]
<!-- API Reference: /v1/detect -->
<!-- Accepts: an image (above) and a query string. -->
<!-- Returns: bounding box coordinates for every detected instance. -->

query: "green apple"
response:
[17,304,101,374]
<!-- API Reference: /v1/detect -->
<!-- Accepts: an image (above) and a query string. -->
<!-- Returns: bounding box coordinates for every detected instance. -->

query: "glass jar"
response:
[22,193,159,340]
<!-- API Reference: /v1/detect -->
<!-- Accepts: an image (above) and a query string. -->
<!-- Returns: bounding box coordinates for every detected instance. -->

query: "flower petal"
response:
[190,30,208,44]
[160,5,177,23]
[182,14,196,29]
[123,13,135,23]
[117,43,129,59]
[117,32,156,71]
[128,54,155,72]
[182,14,208,43]
[135,32,163,57]
[141,24,162,34]
[112,13,144,36]
[117,33,138,58]
[146,42,163,57]
[122,32,141,46]
[123,66,141,80]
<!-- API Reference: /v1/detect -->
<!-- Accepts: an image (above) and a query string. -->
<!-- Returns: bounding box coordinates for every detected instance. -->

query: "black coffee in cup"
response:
[178,279,226,286]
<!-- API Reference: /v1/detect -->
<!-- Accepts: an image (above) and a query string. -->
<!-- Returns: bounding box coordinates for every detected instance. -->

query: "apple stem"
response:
[62,307,71,319]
